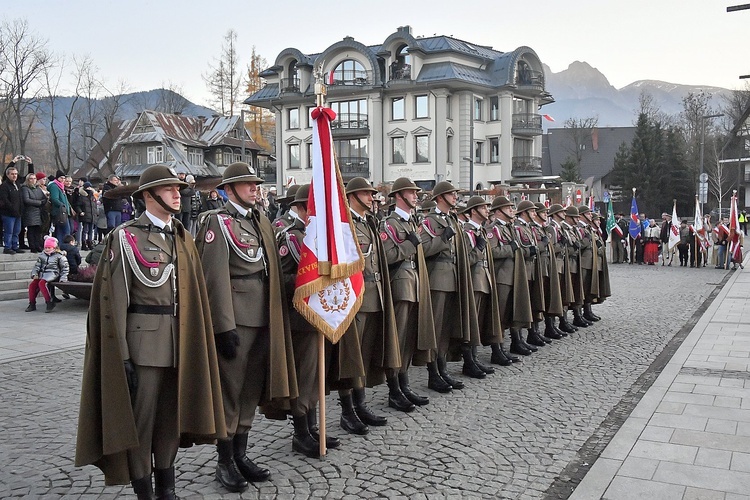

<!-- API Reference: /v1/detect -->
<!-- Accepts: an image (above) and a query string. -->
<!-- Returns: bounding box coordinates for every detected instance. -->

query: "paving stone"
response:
[602,476,685,500]
[694,447,733,469]
[652,461,750,495]
[683,486,728,500]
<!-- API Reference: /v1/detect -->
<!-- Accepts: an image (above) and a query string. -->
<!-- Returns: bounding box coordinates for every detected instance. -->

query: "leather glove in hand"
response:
[529,245,538,256]
[441,226,456,241]
[510,240,520,252]
[215,329,240,360]
[475,235,487,252]
[124,359,138,397]
[407,231,421,247]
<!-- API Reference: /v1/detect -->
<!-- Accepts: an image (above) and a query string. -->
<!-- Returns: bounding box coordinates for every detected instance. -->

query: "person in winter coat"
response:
[48,170,72,241]
[202,189,223,212]
[0,159,25,254]
[21,172,48,252]
[26,236,69,312]
[60,234,81,275]
[95,198,108,243]
[75,182,97,250]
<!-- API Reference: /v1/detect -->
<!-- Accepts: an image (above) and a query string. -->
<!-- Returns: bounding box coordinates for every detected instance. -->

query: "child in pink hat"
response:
[26,236,69,312]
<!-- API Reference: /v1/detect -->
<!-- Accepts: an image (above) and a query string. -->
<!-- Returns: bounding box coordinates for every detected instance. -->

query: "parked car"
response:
[710,208,731,223]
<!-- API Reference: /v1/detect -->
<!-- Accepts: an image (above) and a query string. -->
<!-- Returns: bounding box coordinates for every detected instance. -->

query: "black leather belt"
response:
[128,304,173,315]
[364,272,381,282]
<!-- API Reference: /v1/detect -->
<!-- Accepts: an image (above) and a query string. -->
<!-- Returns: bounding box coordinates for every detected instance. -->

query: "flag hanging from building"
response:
[668,201,681,250]
[293,107,364,343]
[628,193,641,239]
[729,193,743,264]
[605,198,616,235]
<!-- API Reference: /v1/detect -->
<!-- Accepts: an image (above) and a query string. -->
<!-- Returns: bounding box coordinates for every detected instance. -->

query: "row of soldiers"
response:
[75,163,611,499]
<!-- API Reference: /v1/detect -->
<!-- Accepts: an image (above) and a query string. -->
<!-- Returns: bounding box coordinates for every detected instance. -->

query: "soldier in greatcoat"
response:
[576,206,600,324]
[563,206,590,328]
[194,162,297,492]
[547,204,575,335]
[485,196,531,359]
[420,181,481,392]
[76,165,226,499]
[460,196,503,374]
[513,200,548,348]
[533,203,565,340]
[381,177,436,406]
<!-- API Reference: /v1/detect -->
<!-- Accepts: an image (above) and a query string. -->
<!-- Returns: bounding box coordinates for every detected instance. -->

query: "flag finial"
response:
[632,187,636,195]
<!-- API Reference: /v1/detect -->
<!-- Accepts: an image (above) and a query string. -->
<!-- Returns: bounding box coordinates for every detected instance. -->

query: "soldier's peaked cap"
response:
[345,177,378,195]
[464,196,491,212]
[216,162,264,188]
[420,199,436,212]
[277,184,300,203]
[547,204,565,216]
[565,206,580,217]
[515,200,536,214]
[534,202,549,212]
[490,196,513,211]
[389,177,421,196]
[292,184,310,204]
[431,181,459,200]
[132,164,187,199]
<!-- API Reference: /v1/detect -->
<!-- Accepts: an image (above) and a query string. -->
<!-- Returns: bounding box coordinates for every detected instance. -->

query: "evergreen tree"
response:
[559,157,582,183]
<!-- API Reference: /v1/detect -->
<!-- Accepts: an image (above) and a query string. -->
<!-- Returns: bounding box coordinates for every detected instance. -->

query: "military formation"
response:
[75,165,611,499]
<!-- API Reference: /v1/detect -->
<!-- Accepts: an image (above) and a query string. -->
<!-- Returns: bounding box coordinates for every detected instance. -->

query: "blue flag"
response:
[629,195,641,239]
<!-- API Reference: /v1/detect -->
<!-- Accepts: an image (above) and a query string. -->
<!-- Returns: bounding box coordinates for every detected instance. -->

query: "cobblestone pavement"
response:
[0,263,729,499]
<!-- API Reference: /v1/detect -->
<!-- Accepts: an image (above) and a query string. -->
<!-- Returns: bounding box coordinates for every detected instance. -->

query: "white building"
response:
[246,26,553,192]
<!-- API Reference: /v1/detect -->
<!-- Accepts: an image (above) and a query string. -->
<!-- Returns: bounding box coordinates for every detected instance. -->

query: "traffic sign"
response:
[698,181,708,204]
[603,191,610,203]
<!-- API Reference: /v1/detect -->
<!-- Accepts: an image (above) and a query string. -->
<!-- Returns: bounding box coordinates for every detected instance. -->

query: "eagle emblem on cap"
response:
[168,167,178,176]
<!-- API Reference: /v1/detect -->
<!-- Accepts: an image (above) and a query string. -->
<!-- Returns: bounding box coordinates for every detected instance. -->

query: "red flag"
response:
[729,194,743,264]
[542,114,555,122]
[293,107,364,343]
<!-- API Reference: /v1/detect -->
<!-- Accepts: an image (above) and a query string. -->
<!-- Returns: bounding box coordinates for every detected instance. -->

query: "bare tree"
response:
[204,29,242,116]
[0,19,53,161]
[157,81,189,114]
[563,116,599,171]
[706,137,735,210]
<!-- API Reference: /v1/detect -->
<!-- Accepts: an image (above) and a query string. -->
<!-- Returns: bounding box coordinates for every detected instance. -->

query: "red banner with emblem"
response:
[292,107,364,343]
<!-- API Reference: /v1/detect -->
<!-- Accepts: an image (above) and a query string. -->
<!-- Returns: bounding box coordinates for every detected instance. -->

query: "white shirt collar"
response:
[145,210,171,231]
[289,207,304,223]
[395,206,411,221]
[229,200,248,217]
[468,219,481,229]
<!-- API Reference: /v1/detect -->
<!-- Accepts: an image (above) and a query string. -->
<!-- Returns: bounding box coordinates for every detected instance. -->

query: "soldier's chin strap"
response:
[439,194,456,210]
[147,190,181,214]
[471,207,488,223]
[396,192,416,210]
[228,184,255,210]
[351,193,372,215]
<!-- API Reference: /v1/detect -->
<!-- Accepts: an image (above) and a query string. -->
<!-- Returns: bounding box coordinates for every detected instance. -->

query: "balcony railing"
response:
[337,157,370,182]
[516,69,545,90]
[389,64,412,81]
[511,113,543,136]
[280,77,300,93]
[511,155,543,177]
[331,113,369,130]
[329,70,373,87]
[744,172,750,183]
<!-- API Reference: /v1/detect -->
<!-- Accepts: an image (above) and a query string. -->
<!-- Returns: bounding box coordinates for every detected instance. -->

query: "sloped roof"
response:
[415,36,502,60]
[417,62,494,87]
[542,126,636,181]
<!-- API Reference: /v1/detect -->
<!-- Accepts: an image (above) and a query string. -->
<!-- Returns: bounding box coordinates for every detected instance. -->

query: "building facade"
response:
[246,26,553,192]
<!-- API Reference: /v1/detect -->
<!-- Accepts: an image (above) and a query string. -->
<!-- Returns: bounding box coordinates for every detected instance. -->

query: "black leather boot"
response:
[461,344,487,379]
[583,303,601,322]
[215,439,248,493]
[339,392,369,435]
[386,375,416,412]
[427,361,453,393]
[472,346,495,374]
[398,372,429,406]
[154,467,178,500]
[232,433,270,483]
[292,414,320,458]
[501,342,519,362]
[526,325,546,347]
[572,307,591,328]
[437,356,465,389]
[307,407,340,449]
[510,329,533,355]
[559,312,577,333]
[534,322,552,344]
[131,475,154,500]
[544,316,564,340]
[552,318,568,337]
[490,342,512,366]
[353,387,389,424]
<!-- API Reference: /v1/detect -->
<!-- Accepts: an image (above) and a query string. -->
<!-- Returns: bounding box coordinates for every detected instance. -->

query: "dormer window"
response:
[332,59,368,86]
[390,45,411,81]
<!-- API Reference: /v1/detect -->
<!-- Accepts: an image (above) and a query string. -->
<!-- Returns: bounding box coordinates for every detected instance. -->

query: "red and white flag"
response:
[668,201,681,250]
[293,107,364,343]
[542,114,555,122]
[729,193,743,264]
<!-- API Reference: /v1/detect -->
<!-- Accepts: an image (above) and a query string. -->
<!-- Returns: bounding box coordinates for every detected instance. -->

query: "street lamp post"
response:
[699,113,724,216]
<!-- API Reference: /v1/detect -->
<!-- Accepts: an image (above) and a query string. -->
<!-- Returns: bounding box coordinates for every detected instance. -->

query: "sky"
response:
[5,0,749,108]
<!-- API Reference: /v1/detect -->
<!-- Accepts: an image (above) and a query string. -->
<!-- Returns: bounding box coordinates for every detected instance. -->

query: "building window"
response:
[306,106,314,128]
[147,145,163,164]
[415,95,428,119]
[446,95,452,120]
[215,150,224,166]
[330,99,368,129]
[415,136,429,163]
[447,135,453,163]
[392,97,405,120]
[474,141,483,164]
[489,137,499,163]
[474,98,483,121]
[288,144,300,169]
[188,147,203,166]
[490,97,499,121]
[513,97,531,114]
[288,108,300,129]
[391,137,406,164]
[234,149,242,163]
[307,143,313,169]
[335,138,369,177]
[332,59,367,85]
